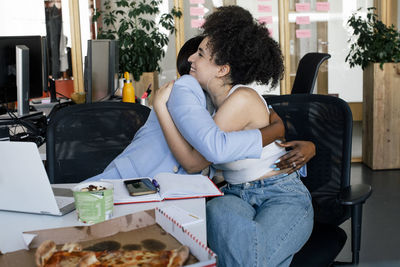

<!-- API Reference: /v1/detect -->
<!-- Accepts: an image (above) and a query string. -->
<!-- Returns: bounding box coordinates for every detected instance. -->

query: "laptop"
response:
[0,141,75,216]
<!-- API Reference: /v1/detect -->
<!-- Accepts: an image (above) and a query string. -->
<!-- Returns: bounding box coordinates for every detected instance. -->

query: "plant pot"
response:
[133,72,159,106]
[362,63,400,169]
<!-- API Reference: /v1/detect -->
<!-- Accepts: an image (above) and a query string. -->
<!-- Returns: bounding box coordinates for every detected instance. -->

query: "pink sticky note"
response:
[296,16,310,25]
[191,19,205,28]
[258,16,273,25]
[190,0,205,4]
[295,3,310,12]
[296,29,311,38]
[316,2,330,12]
[190,7,205,16]
[258,5,272,13]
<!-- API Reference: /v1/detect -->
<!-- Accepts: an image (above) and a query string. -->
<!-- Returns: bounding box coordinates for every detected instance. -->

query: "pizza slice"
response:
[35,240,190,267]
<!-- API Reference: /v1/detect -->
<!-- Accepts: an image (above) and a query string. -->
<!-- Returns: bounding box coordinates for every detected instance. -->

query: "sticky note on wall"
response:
[191,19,205,28]
[190,0,205,4]
[258,5,272,13]
[296,16,310,25]
[190,7,205,16]
[316,2,330,12]
[295,3,310,12]
[296,29,311,38]
[258,16,273,25]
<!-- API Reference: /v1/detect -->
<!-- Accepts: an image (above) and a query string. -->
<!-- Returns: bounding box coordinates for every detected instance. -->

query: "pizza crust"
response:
[61,243,83,253]
[77,252,99,267]
[35,240,190,267]
[169,246,189,267]
[35,240,56,267]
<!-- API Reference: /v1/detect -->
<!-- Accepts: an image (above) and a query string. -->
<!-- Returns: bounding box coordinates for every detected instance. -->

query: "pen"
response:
[146,89,152,98]
[152,179,160,192]
[141,91,148,99]
[146,83,152,92]
[141,84,152,99]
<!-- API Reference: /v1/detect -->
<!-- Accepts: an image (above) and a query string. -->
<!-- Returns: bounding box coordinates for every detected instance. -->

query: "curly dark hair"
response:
[202,6,284,87]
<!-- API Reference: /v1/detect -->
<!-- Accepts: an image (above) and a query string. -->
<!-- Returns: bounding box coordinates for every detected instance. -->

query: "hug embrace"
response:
[88,6,315,267]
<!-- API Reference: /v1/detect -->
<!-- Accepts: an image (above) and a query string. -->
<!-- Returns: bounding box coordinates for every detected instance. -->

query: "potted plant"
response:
[346,7,400,169]
[346,7,400,69]
[93,0,181,100]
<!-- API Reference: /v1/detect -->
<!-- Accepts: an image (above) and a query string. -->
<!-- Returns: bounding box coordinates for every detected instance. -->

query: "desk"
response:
[0,184,206,254]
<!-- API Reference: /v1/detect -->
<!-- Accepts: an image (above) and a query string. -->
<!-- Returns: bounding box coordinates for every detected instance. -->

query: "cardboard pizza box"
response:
[155,206,216,267]
[0,209,216,267]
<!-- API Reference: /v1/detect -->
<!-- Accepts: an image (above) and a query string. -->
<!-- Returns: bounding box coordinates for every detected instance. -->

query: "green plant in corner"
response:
[93,0,182,81]
[346,7,400,70]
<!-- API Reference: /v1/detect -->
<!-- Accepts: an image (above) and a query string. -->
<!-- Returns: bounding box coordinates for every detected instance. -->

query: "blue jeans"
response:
[206,172,313,267]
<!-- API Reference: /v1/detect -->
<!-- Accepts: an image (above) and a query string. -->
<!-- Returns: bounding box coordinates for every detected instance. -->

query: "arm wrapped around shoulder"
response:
[167,75,262,164]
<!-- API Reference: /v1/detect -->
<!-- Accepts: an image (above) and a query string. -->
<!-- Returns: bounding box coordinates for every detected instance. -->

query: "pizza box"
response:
[0,208,216,267]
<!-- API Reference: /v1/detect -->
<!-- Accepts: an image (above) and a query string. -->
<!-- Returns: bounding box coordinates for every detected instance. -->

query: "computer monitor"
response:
[0,36,48,105]
[85,39,119,103]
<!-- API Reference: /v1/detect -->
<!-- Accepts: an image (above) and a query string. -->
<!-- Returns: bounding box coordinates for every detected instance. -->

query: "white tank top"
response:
[213,84,287,184]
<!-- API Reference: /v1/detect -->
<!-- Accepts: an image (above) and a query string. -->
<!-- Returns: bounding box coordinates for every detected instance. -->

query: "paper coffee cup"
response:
[73,181,114,224]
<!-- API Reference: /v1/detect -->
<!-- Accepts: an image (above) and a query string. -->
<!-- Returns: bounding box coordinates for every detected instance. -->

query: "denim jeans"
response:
[206,172,313,267]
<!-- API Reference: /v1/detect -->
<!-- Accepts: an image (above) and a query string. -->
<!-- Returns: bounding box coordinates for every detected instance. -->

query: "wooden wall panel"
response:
[362,63,400,169]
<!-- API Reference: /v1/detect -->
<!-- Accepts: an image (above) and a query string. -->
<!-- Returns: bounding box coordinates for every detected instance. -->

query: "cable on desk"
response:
[2,104,47,147]
[56,91,70,99]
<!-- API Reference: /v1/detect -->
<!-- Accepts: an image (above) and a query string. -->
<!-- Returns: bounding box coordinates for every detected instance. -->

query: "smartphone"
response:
[124,178,157,196]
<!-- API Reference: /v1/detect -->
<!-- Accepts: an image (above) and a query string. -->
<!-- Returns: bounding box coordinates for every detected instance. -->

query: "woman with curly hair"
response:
[153,6,313,267]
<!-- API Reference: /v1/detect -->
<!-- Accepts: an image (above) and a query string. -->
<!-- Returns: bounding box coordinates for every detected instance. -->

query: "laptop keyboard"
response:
[55,196,74,208]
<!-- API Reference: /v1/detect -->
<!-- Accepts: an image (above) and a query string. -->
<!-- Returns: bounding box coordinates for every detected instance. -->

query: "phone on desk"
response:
[124,178,158,196]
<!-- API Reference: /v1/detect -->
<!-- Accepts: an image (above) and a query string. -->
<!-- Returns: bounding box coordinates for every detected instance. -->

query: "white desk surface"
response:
[0,184,206,254]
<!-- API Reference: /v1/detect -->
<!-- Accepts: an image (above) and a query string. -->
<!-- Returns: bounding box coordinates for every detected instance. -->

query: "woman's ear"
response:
[217,64,231,78]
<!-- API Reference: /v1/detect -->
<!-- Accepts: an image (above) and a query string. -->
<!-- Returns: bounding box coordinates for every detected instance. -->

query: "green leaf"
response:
[94,0,180,75]
[346,7,400,69]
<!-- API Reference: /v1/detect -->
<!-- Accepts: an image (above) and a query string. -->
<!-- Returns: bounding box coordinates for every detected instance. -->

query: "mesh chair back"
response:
[266,94,352,225]
[291,53,331,94]
[46,101,150,184]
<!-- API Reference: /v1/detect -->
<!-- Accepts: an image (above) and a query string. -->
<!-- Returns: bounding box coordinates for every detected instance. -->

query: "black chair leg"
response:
[351,204,363,265]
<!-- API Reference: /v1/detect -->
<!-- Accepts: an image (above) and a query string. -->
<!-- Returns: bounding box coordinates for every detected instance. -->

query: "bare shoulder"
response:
[222,86,269,129]
[224,86,265,108]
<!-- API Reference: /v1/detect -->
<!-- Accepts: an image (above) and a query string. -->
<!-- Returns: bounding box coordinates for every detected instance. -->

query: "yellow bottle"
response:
[122,72,135,103]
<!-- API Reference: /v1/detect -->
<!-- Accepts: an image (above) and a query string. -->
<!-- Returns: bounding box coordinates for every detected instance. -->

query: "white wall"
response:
[0,0,46,36]
[327,0,373,102]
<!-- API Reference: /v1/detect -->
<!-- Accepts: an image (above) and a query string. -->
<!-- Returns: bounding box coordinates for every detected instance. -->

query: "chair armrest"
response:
[338,184,372,206]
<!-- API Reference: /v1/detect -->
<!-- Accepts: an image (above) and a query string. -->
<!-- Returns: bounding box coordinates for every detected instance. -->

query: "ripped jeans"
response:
[206,172,313,267]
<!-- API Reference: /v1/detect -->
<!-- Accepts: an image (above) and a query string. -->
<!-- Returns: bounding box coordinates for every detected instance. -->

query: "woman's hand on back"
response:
[275,140,316,174]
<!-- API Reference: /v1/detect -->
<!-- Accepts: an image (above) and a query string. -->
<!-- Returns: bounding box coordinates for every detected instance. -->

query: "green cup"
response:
[73,182,114,224]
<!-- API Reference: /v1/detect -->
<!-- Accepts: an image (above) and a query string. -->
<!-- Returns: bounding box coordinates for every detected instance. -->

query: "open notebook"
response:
[0,142,75,216]
[102,173,223,204]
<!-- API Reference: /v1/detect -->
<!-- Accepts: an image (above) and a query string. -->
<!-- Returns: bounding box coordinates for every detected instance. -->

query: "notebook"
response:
[102,172,223,204]
[0,141,75,216]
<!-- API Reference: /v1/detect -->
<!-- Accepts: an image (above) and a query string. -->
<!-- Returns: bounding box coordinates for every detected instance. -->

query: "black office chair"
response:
[265,94,372,266]
[291,52,331,94]
[46,101,150,184]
